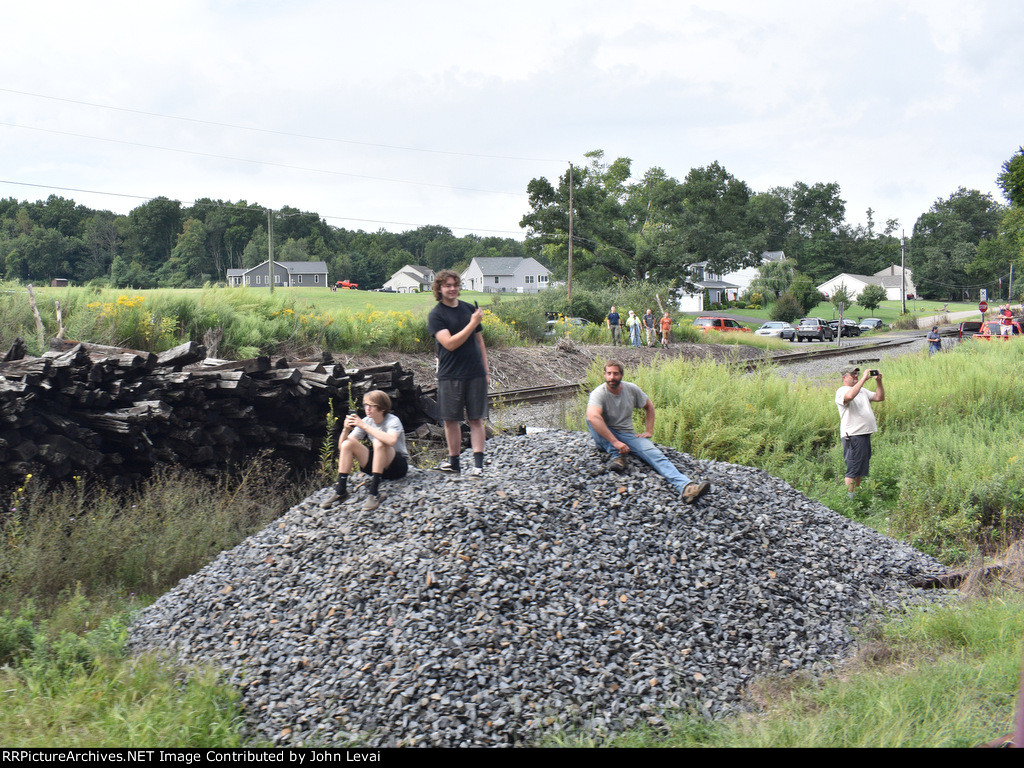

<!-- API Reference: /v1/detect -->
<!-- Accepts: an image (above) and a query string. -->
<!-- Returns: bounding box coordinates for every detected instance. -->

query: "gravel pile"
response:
[129,431,947,747]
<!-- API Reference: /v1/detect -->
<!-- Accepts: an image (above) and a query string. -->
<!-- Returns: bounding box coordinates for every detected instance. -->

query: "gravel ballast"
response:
[129,430,948,747]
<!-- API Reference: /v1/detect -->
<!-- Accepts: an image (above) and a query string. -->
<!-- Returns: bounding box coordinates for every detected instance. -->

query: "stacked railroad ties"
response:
[0,338,426,485]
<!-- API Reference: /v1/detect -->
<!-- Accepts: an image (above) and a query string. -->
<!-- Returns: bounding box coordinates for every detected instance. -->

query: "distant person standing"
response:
[926,325,941,356]
[643,309,656,347]
[607,306,621,346]
[427,270,489,476]
[835,365,885,497]
[626,310,642,347]
[1001,304,1014,336]
[659,311,673,347]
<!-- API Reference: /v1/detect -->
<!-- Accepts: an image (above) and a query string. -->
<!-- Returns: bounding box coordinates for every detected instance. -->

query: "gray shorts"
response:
[842,434,872,479]
[437,376,488,422]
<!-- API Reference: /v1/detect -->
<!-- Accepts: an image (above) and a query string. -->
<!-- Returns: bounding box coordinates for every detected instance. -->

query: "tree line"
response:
[520,148,1024,301]
[3,146,1021,300]
[0,197,528,290]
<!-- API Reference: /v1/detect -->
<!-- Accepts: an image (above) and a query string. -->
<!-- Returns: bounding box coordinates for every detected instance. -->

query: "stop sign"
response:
[979,300,988,313]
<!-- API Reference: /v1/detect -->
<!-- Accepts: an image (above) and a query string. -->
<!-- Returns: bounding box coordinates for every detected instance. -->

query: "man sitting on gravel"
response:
[586,360,711,504]
[321,389,409,512]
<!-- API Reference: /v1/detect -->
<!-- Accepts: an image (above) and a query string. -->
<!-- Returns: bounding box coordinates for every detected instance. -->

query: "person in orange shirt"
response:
[659,312,672,347]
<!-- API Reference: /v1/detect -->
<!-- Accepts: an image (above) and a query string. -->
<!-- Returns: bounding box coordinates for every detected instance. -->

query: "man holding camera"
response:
[836,365,885,496]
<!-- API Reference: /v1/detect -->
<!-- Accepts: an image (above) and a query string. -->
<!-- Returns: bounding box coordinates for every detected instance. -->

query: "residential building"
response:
[226,261,329,288]
[461,257,552,293]
[383,265,434,293]
[675,251,785,312]
[817,265,916,302]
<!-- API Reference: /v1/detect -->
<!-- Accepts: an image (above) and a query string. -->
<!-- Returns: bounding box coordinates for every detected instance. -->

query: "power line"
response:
[0,122,524,196]
[0,87,562,164]
[0,179,525,235]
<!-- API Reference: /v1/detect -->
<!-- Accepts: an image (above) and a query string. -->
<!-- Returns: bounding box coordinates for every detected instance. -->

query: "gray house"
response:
[461,257,551,293]
[227,261,329,288]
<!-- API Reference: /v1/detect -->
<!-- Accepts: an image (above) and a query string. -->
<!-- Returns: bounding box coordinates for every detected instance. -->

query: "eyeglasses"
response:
[362,403,379,410]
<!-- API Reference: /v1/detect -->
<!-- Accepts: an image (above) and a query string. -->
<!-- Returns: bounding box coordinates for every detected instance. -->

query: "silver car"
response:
[754,321,796,341]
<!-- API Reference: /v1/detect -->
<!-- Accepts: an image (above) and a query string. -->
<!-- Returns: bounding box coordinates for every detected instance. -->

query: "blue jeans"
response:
[588,424,692,493]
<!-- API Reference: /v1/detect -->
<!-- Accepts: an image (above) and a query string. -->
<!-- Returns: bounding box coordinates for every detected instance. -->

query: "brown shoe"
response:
[682,480,711,504]
[320,489,349,508]
[608,456,628,473]
[362,495,380,512]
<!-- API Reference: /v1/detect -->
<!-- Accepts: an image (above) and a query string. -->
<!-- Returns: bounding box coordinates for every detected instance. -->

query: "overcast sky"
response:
[3,0,1021,240]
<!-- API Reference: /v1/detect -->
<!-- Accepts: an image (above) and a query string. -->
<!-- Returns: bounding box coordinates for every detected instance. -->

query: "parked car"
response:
[796,317,835,342]
[544,316,590,336]
[754,321,796,341]
[692,317,751,333]
[858,318,887,332]
[828,319,862,337]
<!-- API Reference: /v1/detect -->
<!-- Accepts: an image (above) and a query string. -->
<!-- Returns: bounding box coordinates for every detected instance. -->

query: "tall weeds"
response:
[0,459,315,611]
[588,340,1024,560]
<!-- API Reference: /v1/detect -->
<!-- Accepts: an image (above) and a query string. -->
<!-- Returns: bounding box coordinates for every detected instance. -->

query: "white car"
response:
[754,321,796,341]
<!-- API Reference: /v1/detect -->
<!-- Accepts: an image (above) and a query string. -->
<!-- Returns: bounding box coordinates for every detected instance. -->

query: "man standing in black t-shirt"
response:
[427,270,490,475]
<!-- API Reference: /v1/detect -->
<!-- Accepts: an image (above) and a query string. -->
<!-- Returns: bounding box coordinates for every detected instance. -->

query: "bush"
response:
[769,291,803,323]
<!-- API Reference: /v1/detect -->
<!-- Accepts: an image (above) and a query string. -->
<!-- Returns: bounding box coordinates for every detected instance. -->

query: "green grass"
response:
[552,595,1024,747]
[578,337,1024,561]
[0,596,250,748]
[0,459,315,747]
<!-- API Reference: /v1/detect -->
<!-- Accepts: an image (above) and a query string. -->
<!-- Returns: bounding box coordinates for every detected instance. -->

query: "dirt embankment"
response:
[339,339,766,392]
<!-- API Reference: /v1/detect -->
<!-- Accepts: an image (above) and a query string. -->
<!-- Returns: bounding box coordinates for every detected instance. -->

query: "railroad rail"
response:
[485,333,931,408]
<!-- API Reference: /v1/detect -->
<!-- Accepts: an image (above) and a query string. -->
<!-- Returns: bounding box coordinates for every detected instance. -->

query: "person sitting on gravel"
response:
[321,389,409,512]
[586,359,711,504]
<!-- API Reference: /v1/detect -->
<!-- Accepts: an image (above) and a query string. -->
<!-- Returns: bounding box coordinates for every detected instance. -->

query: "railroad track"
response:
[486,333,930,407]
[739,334,924,372]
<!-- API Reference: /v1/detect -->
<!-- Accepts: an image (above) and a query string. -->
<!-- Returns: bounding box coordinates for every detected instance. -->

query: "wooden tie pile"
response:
[0,338,426,486]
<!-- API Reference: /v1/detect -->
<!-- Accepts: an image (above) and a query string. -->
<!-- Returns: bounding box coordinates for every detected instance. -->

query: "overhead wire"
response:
[0,87,562,163]
[0,179,525,235]
[0,122,525,196]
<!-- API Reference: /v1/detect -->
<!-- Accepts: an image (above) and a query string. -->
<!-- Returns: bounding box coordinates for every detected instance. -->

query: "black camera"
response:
[869,369,880,377]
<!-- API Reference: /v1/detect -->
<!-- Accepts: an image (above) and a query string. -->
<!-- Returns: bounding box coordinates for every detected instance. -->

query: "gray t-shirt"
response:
[350,412,409,456]
[588,382,648,433]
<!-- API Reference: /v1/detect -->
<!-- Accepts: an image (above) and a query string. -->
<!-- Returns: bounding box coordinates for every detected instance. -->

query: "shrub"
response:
[769,291,803,323]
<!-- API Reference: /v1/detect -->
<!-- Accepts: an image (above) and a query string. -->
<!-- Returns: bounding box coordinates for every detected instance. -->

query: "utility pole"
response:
[900,231,906,314]
[267,208,275,295]
[567,163,574,303]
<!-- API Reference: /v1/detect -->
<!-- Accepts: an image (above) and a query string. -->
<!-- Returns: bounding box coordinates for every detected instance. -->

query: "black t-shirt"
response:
[427,300,486,380]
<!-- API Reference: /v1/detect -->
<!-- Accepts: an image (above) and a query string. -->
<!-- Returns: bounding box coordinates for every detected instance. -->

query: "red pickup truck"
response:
[973,320,1023,340]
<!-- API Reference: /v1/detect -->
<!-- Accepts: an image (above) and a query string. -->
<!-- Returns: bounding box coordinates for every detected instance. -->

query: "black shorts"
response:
[437,376,488,422]
[842,434,872,479]
[364,447,409,479]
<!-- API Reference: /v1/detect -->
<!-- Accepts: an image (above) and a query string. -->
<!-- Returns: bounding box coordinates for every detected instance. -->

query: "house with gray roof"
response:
[817,265,915,302]
[227,261,328,288]
[384,265,434,293]
[461,257,552,293]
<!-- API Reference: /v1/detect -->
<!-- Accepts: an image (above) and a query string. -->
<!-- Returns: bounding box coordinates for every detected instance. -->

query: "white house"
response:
[227,260,328,288]
[675,261,740,313]
[461,257,552,293]
[719,250,787,299]
[384,264,434,293]
[817,265,916,302]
